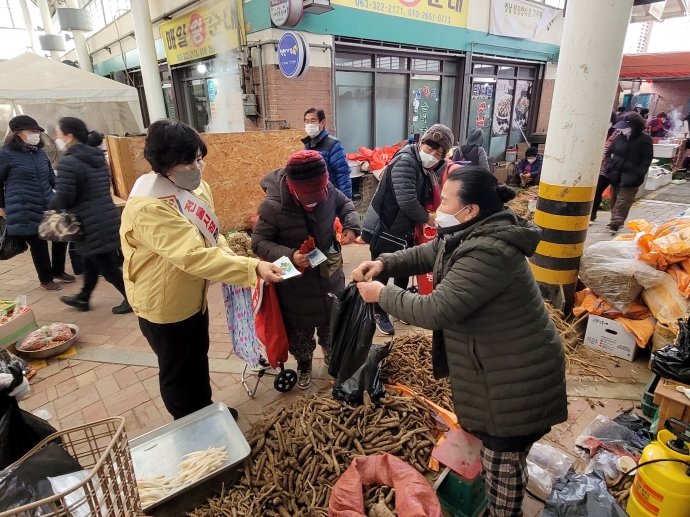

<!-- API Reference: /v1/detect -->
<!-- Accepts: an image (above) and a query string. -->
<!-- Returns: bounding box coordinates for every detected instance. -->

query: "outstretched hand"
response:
[256,262,284,284]
[351,260,384,282]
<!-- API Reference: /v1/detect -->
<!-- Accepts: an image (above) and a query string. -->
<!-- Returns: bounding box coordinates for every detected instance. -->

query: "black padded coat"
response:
[51,143,121,256]
[378,209,567,438]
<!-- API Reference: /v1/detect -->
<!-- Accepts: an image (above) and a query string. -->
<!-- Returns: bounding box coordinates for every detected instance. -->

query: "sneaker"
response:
[61,295,90,312]
[41,281,61,291]
[375,313,395,335]
[322,346,331,367]
[608,224,620,233]
[55,272,76,283]
[112,300,133,314]
[297,360,312,390]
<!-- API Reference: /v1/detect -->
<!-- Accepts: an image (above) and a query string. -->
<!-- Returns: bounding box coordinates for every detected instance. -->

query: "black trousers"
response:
[20,236,67,285]
[591,175,611,221]
[139,310,212,420]
[79,251,126,301]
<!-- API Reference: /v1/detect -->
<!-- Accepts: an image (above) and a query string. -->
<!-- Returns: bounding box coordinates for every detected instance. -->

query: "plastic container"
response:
[0,417,140,517]
[653,144,678,159]
[645,171,672,191]
[433,467,488,517]
[505,148,517,162]
[347,160,363,178]
[641,374,661,418]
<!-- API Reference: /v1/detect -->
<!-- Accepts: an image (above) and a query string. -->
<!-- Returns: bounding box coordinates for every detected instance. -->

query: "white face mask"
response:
[420,150,439,169]
[305,124,321,138]
[24,133,41,146]
[55,138,67,151]
[621,127,632,136]
[527,157,536,164]
[435,206,469,228]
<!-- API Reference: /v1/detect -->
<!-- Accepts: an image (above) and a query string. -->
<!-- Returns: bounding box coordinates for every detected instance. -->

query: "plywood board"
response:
[107,130,304,231]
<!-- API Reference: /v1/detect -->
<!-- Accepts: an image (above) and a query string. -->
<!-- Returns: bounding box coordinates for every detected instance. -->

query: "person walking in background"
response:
[606,113,653,232]
[647,112,668,138]
[0,115,73,291]
[121,120,284,420]
[252,150,360,389]
[511,146,543,187]
[302,108,352,198]
[362,124,452,335]
[591,129,619,223]
[451,129,490,170]
[353,166,566,517]
[50,117,131,314]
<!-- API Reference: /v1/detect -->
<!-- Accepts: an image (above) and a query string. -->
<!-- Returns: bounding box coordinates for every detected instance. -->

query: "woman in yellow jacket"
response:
[120,120,283,420]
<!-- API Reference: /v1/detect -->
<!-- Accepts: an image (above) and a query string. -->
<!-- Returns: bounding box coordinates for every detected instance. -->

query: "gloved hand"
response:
[9,376,30,400]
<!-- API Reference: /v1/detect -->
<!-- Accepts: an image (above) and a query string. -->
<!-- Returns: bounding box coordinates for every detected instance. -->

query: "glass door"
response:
[409,75,441,137]
[467,79,495,155]
[185,79,210,133]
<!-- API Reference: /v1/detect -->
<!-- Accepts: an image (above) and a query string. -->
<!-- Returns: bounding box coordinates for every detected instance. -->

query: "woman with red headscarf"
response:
[252,150,361,389]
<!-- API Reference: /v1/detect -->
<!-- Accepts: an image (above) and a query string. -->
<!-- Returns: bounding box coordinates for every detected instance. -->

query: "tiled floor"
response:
[6,189,686,517]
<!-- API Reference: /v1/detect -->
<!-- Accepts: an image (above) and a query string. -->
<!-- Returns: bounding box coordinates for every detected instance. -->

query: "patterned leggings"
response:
[480,446,531,517]
[285,326,330,362]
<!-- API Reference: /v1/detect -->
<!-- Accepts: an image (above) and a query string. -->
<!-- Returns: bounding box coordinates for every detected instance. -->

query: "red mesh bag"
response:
[50,323,73,342]
[329,454,442,517]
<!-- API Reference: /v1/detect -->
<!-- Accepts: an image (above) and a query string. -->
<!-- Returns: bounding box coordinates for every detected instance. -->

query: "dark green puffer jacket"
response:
[378,209,567,438]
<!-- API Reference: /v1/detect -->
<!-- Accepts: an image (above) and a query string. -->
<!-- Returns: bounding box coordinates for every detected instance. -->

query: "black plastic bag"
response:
[333,343,391,404]
[0,218,27,261]
[651,316,690,384]
[542,469,627,517]
[0,442,83,514]
[0,388,59,470]
[328,284,376,381]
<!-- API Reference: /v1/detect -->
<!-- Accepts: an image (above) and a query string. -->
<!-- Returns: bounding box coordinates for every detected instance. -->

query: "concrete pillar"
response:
[65,0,93,72]
[37,0,60,61]
[529,0,634,311]
[130,0,166,123]
[18,0,37,53]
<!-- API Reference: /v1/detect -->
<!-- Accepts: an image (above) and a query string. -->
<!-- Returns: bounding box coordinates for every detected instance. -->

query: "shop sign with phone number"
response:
[331,0,468,27]
[159,1,244,65]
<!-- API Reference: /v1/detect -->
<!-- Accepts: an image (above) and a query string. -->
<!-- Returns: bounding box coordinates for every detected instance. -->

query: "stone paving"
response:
[5,185,688,516]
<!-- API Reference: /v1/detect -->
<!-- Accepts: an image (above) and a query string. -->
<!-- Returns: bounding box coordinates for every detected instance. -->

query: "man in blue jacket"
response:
[302,108,352,198]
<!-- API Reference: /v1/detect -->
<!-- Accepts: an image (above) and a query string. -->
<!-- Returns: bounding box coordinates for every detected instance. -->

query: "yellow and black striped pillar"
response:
[529,182,595,312]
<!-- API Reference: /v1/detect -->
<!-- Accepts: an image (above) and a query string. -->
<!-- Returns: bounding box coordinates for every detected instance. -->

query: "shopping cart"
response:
[222,281,297,397]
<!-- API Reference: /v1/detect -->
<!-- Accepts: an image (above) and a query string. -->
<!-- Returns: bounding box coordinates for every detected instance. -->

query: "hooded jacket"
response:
[0,143,55,236]
[451,129,490,171]
[51,143,121,256]
[251,168,360,329]
[606,128,653,188]
[121,175,259,324]
[377,210,567,437]
[302,130,352,198]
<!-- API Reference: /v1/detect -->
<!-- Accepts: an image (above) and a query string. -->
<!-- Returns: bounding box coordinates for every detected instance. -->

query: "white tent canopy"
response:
[0,53,144,137]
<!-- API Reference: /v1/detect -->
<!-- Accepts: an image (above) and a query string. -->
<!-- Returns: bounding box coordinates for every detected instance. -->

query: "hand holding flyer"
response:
[273,256,301,279]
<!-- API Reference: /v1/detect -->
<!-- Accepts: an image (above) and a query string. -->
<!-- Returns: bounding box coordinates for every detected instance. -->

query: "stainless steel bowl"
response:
[16,324,80,359]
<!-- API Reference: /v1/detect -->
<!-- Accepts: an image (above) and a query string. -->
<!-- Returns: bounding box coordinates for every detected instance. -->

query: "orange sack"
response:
[329,454,442,517]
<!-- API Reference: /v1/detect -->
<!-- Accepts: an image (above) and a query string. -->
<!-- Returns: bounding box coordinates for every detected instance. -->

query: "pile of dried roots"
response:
[225,232,256,258]
[189,391,442,517]
[380,334,453,412]
[506,196,534,221]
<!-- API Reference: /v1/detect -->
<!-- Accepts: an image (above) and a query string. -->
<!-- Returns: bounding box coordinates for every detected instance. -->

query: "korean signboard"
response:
[278,31,310,79]
[159,0,245,66]
[409,76,440,135]
[490,0,559,39]
[331,0,468,28]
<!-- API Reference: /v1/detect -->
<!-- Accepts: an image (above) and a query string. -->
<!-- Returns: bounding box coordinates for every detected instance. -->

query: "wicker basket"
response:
[0,417,142,517]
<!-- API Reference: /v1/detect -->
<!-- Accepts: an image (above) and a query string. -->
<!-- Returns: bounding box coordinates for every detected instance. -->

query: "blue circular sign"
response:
[278,31,309,79]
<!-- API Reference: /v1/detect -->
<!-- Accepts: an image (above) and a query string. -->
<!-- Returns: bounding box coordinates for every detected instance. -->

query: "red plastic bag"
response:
[329,454,442,517]
[252,278,289,368]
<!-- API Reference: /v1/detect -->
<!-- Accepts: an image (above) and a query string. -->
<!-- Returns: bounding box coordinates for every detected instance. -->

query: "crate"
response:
[434,467,488,517]
[0,417,141,517]
[645,171,672,191]
[641,374,661,418]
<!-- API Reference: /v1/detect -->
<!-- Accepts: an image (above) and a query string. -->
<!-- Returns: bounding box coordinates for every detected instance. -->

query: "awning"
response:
[620,51,690,80]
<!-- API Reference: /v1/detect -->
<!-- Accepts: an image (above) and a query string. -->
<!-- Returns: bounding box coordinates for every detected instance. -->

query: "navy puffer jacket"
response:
[0,143,55,236]
[50,143,121,256]
[302,130,352,198]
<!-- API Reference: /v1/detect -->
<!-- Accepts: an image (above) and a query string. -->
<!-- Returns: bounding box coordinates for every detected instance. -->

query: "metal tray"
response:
[129,403,250,511]
[16,324,79,359]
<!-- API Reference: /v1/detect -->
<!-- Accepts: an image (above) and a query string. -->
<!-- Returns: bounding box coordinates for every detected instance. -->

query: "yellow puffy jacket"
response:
[120,175,259,324]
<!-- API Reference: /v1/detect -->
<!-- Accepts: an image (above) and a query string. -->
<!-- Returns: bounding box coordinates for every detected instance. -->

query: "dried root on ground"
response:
[225,232,256,257]
[506,197,534,221]
[188,392,442,517]
[381,334,453,412]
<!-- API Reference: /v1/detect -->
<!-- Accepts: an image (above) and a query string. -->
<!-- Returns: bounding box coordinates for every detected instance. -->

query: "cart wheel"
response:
[274,369,297,392]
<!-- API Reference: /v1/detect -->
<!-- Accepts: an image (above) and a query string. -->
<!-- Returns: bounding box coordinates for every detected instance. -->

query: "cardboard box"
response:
[0,308,38,348]
[584,315,638,361]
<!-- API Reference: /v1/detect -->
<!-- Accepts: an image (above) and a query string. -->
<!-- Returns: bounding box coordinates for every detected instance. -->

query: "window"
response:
[336,71,374,152]
[412,59,441,72]
[335,53,372,68]
[376,56,407,70]
[376,74,407,146]
[83,0,130,33]
[498,66,516,77]
[518,68,536,78]
[439,76,456,130]
[443,61,457,74]
[0,0,15,29]
[473,64,495,75]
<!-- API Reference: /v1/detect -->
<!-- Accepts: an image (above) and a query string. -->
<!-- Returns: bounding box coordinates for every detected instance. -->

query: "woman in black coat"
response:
[0,116,73,291]
[606,112,653,232]
[50,117,131,314]
[252,150,360,389]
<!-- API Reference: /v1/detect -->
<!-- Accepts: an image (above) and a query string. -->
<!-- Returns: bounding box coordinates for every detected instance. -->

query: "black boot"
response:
[112,300,133,314]
[61,294,90,312]
[297,359,312,390]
